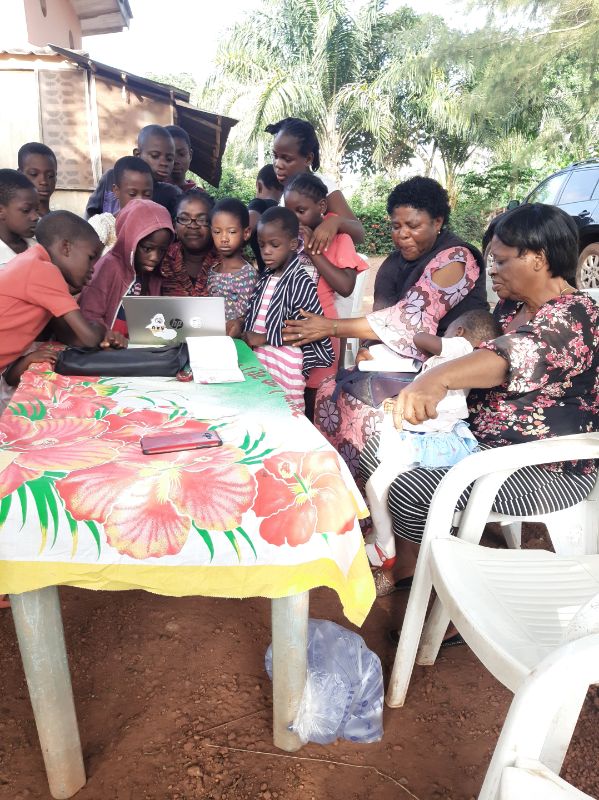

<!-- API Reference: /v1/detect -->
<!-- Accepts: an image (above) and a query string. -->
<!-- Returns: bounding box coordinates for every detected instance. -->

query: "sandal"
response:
[374,569,398,597]
[374,571,414,597]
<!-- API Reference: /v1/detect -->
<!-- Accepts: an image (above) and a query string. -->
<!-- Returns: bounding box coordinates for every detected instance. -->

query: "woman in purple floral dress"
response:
[284,177,488,482]
[359,203,599,589]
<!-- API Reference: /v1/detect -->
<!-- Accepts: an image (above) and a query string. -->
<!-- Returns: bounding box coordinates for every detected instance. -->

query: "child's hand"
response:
[242,331,266,349]
[355,347,374,366]
[305,216,340,255]
[298,224,314,249]
[6,345,58,385]
[226,318,243,339]
[23,345,58,368]
[100,330,128,349]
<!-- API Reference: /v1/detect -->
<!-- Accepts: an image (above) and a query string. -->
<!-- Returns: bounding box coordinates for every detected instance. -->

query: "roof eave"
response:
[75,0,132,36]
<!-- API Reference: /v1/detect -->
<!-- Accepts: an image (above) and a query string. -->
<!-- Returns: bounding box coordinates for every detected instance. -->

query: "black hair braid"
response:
[265,118,321,173]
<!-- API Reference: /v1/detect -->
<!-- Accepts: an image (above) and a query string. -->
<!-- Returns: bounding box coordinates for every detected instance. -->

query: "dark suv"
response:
[513,160,599,288]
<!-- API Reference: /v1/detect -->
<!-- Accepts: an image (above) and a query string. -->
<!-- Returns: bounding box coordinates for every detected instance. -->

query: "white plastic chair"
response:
[482,633,599,800]
[386,433,599,709]
[501,763,595,800]
[431,544,599,798]
[334,258,369,368]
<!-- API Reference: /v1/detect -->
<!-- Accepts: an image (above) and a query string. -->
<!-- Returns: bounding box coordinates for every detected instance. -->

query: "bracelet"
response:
[332,321,338,337]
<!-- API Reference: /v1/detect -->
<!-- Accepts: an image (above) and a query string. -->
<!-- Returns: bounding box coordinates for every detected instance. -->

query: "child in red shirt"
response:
[284,172,368,419]
[0,211,124,374]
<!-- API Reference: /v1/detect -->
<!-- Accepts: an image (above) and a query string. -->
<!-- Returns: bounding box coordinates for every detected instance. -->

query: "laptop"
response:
[122,296,226,346]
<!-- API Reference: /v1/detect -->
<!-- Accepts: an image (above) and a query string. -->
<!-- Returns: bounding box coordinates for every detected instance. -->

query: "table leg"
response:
[271,591,309,752]
[10,587,86,799]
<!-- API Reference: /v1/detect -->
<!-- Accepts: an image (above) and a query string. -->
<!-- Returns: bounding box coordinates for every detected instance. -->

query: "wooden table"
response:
[0,343,374,799]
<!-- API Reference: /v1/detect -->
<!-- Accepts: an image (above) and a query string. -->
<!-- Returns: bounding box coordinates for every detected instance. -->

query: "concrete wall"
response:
[23,0,82,48]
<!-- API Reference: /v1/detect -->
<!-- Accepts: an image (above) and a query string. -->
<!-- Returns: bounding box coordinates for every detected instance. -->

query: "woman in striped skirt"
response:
[360,203,599,592]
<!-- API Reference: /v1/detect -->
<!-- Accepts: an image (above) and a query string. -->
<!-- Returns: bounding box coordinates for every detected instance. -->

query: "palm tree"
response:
[202,0,400,179]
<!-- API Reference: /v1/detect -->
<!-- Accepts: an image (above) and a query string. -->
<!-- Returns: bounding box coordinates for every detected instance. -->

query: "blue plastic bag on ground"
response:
[265,618,384,745]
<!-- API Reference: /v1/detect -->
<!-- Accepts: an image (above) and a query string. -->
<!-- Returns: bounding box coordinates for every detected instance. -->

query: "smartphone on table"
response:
[140,430,222,455]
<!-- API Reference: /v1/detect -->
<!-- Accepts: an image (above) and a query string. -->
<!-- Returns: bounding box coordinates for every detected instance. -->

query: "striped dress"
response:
[253,276,306,410]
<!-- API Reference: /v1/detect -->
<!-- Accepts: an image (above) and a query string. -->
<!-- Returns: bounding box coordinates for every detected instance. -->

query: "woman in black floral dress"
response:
[360,203,599,582]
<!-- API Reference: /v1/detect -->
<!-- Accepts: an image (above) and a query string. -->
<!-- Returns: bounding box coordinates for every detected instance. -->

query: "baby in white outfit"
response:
[365,309,500,569]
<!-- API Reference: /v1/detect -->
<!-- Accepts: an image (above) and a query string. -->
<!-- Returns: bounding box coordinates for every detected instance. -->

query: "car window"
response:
[527,172,568,204]
[559,168,599,205]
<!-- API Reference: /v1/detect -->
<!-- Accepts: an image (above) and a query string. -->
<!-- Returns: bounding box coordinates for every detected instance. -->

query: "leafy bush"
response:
[350,196,393,255]
[451,162,546,248]
[202,165,256,204]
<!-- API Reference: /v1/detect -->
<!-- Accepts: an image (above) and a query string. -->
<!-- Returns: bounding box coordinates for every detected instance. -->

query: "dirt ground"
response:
[0,525,597,800]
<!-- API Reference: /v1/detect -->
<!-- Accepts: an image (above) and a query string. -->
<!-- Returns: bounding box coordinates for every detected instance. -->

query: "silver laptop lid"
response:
[122,296,226,345]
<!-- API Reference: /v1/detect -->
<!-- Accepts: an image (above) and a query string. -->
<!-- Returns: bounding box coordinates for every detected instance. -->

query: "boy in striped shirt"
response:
[243,207,333,413]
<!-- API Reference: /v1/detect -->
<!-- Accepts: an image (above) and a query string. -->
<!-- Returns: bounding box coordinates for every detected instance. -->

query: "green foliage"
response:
[204,0,404,176]
[350,196,393,256]
[145,72,202,105]
[152,0,598,250]
[203,165,256,204]
[451,162,547,248]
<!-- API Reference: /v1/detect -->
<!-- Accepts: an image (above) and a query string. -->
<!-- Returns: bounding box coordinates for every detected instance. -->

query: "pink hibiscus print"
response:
[253,451,357,546]
[0,415,119,498]
[56,443,257,559]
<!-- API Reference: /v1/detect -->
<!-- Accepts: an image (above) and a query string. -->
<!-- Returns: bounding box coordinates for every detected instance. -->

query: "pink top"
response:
[367,245,479,359]
[299,224,369,389]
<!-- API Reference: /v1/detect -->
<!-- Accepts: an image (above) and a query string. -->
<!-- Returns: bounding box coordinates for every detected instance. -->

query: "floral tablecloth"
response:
[0,342,374,625]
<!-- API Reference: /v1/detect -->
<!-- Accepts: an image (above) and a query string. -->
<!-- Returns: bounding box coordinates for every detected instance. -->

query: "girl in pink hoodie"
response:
[79,199,174,336]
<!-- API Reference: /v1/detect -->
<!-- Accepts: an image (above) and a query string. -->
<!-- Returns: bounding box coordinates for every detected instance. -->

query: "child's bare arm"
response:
[55,311,127,349]
[4,345,58,386]
[413,331,443,356]
[300,224,357,297]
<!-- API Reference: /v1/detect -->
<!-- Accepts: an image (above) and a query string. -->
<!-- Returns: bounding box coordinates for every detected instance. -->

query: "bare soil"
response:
[0,525,597,800]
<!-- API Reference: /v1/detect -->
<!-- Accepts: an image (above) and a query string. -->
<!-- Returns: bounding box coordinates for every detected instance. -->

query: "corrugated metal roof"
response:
[0,43,237,186]
[48,46,238,186]
[175,101,238,188]
[0,45,64,56]
[50,45,190,101]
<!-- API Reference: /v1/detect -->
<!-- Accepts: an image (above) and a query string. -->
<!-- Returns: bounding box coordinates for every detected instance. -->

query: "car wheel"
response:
[576,243,599,288]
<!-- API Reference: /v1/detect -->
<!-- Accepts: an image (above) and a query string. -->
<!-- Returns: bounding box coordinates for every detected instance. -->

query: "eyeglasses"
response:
[176,214,210,228]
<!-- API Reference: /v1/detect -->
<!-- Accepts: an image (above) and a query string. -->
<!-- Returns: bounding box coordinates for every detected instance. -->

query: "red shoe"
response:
[374,543,396,570]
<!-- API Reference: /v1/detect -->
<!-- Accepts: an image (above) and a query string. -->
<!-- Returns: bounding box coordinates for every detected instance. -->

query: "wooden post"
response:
[10,587,86,799]
[271,592,309,751]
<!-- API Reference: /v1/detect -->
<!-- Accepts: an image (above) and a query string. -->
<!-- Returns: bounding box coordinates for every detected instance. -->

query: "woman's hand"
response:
[355,347,373,366]
[283,310,332,346]
[100,330,128,349]
[305,216,340,255]
[393,371,448,427]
